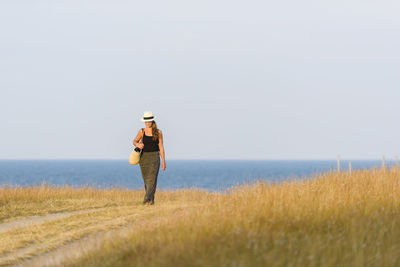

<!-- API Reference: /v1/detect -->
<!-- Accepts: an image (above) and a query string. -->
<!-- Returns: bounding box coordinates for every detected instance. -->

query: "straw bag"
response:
[129,147,142,164]
[129,129,143,165]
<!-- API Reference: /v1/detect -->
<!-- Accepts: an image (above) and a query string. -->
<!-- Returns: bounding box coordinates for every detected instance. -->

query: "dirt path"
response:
[0,207,123,266]
[13,207,187,267]
[0,203,197,266]
[0,208,109,235]
[13,220,137,267]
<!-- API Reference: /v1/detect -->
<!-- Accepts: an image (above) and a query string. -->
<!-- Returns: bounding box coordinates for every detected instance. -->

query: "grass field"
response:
[1,166,399,266]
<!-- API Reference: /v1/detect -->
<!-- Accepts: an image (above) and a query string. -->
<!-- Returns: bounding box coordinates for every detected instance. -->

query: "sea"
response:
[0,159,393,192]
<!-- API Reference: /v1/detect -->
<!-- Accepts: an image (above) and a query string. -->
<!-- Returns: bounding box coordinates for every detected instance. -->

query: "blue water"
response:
[0,160,392,192]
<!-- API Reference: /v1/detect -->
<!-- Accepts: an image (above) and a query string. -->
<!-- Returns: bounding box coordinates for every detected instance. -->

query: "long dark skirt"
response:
[139,151,160,204]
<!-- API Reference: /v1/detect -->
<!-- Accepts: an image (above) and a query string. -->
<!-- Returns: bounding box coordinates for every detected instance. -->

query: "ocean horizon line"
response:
[0,158,394,162]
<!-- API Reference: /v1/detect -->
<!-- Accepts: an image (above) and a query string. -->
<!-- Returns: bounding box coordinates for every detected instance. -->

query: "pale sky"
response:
[0,0,399,160]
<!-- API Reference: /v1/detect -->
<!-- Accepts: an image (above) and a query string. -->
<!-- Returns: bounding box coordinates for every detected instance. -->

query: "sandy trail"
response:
[0,207,117,266]
[0,208,109,235]
[13,207,186,267]
[12,220,137,267]
[0,204,194,266]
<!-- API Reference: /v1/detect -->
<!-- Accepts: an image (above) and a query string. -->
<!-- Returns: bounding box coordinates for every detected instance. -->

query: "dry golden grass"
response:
[1,167,400,266]
[0,184,213,223]
[0,184,214,265]
[67,167,400,267]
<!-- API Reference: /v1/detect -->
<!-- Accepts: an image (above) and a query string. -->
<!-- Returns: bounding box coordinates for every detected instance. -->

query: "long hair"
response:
[151,121,160,141]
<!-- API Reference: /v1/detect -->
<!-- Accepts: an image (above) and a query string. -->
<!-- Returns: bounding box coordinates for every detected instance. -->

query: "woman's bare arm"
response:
[158,130,166,170]
[133,129,144,149]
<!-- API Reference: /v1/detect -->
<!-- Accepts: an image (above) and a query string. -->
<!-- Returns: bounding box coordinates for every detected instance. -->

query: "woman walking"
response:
[133,111,166,205]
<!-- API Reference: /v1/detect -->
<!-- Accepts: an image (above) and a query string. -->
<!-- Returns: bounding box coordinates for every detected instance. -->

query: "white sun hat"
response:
[141,111,156,122]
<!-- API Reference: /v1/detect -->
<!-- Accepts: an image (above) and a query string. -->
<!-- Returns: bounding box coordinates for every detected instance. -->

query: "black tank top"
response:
[142,128,160,152]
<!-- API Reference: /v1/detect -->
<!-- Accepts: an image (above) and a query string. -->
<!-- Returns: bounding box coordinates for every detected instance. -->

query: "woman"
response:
[133,111,166,205]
